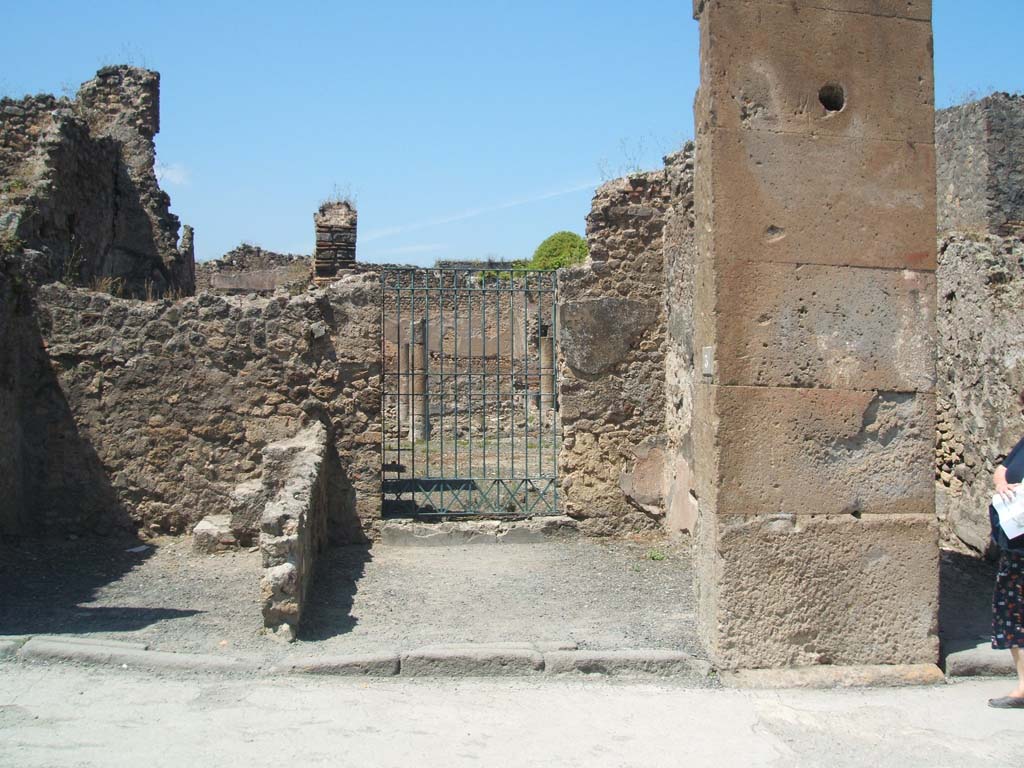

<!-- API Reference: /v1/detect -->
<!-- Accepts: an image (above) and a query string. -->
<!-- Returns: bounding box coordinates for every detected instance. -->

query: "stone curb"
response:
[0,639,28,659]
[2,637,958,688]
[944,643,1017,678]
[271,653,400,676]
[720,664,946,689]
[401,646,545,677]
[18,638,246,674]
[544,650,713,679]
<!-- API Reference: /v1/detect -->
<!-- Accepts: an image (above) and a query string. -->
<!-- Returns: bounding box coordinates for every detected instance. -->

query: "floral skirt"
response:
[992,550,1024,650]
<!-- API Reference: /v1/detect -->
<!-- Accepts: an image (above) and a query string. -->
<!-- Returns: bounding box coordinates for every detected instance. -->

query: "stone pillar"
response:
[410,319,430,442]
[398,341,410,430]
[538,333,554,423]
[313,201,357,285]
[690,0,938,668]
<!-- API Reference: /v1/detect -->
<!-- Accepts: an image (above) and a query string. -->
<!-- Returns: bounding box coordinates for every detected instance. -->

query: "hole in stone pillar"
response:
[819,84,845,112]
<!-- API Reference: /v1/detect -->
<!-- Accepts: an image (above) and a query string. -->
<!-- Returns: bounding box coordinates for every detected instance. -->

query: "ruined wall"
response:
[195,244,312,295]
[260,422,340,639]
[689,0,938,668]
[933,94,1024,552]
[313,201,357,285]
[558,162,677,535]
[661,145,698,536]
[935,233,1024,551]
[0,66,194,297]
[0,254,132,537]
[30,275,380,540]
[936,93,1024,236]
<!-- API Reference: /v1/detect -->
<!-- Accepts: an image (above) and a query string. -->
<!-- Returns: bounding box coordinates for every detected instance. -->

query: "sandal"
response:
[988,696,1024,709]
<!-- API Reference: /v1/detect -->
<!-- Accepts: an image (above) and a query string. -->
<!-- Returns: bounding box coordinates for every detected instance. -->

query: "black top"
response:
[991,435,1024,552]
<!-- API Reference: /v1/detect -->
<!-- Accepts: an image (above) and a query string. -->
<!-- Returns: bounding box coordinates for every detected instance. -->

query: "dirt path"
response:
[0,535,699,659]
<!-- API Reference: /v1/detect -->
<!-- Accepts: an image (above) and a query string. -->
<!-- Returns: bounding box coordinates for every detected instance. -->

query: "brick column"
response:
[690,0,939,668]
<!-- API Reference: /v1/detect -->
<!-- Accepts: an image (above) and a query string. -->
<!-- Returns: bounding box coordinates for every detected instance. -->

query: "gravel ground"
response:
[0,534,700,660]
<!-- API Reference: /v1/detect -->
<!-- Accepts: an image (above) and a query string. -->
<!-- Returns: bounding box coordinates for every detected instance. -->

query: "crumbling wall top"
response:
[315,200,357,228]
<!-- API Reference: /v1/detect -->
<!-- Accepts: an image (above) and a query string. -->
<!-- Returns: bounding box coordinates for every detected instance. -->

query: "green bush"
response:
[526,231,588,270]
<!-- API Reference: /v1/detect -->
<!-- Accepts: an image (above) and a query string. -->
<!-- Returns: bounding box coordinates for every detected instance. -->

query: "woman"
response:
[989,411,1024,709]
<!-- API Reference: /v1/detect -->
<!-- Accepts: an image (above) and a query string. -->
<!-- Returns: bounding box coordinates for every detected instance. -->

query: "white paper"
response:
[991,490,1024,540]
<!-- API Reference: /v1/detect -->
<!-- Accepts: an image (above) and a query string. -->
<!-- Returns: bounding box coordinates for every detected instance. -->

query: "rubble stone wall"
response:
[260,422,341,638]
[936,93,1024,236]
[558,158,682,536]
[30,275,380,540]
[0,254,131,537]
[0,66,194,297]
[195,244,311,295]
[935,232,1024,551]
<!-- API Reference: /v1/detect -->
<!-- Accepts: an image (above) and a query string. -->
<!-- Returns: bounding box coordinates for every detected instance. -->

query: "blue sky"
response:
[1,1,1021,265]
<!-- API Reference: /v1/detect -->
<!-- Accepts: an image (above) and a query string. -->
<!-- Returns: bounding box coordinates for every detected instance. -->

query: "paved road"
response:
[1,664,1022,767]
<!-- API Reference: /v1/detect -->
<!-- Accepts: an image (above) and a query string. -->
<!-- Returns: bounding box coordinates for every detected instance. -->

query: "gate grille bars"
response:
[380,268,559,518]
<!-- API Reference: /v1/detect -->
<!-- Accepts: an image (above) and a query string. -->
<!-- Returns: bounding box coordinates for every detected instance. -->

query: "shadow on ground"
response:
[300,545,373,641]
[0,536,199,635]
[939,549,997,657]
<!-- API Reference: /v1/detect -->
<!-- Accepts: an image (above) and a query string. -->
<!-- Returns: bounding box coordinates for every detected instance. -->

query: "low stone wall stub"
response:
[259,422,338,639]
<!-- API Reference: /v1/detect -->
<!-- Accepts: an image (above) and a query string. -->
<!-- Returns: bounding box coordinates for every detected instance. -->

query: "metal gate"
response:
[380,267,559,518]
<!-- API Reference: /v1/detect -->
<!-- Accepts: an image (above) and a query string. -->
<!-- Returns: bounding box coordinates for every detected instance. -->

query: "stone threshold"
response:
[377,515,580,546]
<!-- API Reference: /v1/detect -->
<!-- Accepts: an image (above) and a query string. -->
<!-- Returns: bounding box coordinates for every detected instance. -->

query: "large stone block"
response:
[694,0,931,22]
[699,514,939,668]
[700,129,936,270]
[698,1,933,143]
[712,262,935,391]
[710,386,934,517]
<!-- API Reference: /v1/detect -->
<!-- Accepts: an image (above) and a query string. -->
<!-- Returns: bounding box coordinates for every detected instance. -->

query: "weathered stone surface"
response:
[544,650,713,679]
[690,0,938,672]
[259,422,342,635]
[0,254,133,537]
[273,653,400,677]
[694,0,933,22]
[400,646,545,677]
[559,297,659,376]
[196,244,311,295]
[944,641,1017,678]
[192,515,237,553]
[701,129,936,271]
[698,1,933,143]
[0,66,194,297]
[710,386,934,517]
[22,273,379,538]
[712,262,935,392]
[17,638,245,673]
[936,93,1024,237]
[698,515,939,669]
[722,664,945,689]
[618,438,667,516]
[935,233,1024,550]
[558,152,693,535]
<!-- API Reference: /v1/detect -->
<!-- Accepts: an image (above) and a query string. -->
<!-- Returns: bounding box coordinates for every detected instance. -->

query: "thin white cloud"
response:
[156,162,191,186]
[378,243,447,256]
[363,180,599,243]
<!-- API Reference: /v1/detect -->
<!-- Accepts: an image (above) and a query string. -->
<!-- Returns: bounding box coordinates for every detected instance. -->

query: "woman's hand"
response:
[995,465,1021,501]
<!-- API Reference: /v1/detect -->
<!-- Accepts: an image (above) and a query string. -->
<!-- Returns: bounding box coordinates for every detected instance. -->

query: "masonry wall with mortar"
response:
[688,0,939,668]
[936,93,1024,237]
[27,275,381,541]
[0,67,194,297]
[932,94,1024,553]
[195,243,312,295]
[558,161,681,536]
